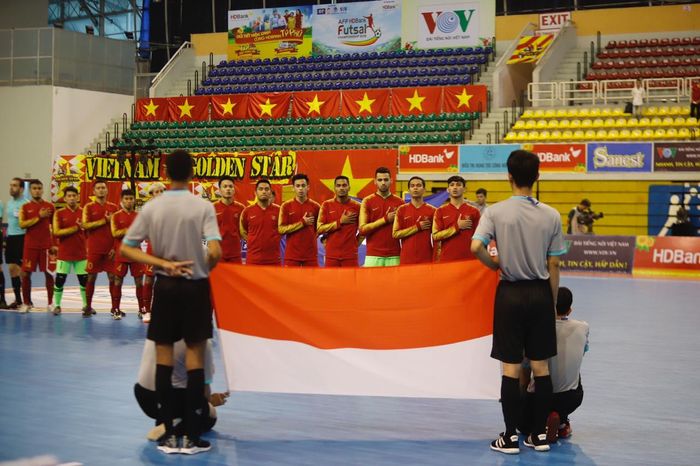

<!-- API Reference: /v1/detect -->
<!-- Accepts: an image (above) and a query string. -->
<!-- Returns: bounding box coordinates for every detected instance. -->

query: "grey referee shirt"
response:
[473,196,567,282]
[123,190,221,280]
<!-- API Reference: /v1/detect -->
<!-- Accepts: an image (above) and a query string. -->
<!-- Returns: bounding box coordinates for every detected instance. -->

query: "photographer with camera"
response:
[567,199,603,235]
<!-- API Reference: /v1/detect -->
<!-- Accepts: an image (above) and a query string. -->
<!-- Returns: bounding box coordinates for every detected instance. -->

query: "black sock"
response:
[185,368,205,440]
[155,365,174,435]
[533,375,553,436]
[501,375,520,437]
[0,272,5,300]
[12,276,21,303]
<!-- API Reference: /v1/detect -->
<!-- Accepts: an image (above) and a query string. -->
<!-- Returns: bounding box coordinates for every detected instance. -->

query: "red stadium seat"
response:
[660,38,670,46]
[671,38,680,46]
[606,40,617,49]
[639,39,649,47]
[618,40,628,48]
[681,37,691,46]
[649,38,659,46]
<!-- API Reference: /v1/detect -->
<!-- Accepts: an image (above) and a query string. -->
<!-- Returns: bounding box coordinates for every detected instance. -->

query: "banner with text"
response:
[521,143,587,173]
[560,235,636,275]
[633,236,700,279]
[586,142,653,173]
[653,142,700,172]
[398,145,459,173]
[507,34,554,64]
[458,144,519,173]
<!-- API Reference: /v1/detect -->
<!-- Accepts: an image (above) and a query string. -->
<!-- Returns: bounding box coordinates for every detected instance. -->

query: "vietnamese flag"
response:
[167,96,210,121]
[341,89,390,117]
[210,260,500,398]
[248,93,291,119]
[443,85,488,114]
[211,94,249,120]
[391,87,443,115]
[135,98,169,121]
[292,91,341,118]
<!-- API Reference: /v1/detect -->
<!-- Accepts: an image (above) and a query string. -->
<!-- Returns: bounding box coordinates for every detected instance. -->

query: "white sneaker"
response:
[142,312,151,323]
[19,304,32,313]
[47,304,55,313]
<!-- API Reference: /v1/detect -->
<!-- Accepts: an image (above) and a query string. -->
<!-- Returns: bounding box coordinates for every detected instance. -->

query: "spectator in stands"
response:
[691,81,700,119]
[631,79,645,119]
[670,206,697,237]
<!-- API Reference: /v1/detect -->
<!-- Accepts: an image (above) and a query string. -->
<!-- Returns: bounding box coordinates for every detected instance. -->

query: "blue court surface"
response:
[1,275,699,466]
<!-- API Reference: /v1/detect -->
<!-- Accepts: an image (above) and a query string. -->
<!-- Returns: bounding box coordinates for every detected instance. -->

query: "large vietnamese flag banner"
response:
[135,98,169,121]
[167,96,210,122]
[391,86,443,115]
[292,91,341,118]
[248,93,292,119]
[211,261,501,398]
[341,89,391,117]
[211,94,249,120]
[443,85,488,114]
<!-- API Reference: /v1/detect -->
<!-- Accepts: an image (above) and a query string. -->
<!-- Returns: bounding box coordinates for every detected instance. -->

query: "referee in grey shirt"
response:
[471,150,567,455]
[121,150,222,455]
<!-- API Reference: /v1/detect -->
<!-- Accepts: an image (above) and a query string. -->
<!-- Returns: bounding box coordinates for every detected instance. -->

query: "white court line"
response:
[2,285,139,313]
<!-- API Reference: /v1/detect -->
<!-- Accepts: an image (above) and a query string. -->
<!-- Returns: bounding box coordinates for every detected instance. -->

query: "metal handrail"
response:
[151,41,192,88]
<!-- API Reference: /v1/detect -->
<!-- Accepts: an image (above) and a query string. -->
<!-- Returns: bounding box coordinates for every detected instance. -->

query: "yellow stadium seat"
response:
[650,117,662,127]
[657,106,669,116]
[578,108,590,118]
[653,128,667,139]
[679,107,690,116]
[560,130,573,141]
[570,119,582,129]
[673,117,686,127]
[573,130,586,141]
[589,108,601,118]
[631,129,643,140]
[642,129,654,139]
[604,118,616,128]
[662,117,674,127]
[517,131,529,141]
[537,130,551,141]
[525,120,537,129]
[505,131,518,142]
[547,120,559,129]
[534,109,545,118]
[550,130,563,140]
[536,119,548,129]
[678,128,691,139]
[665,128,678,139]
[584,129,596,140]
[592,118,604,128]
[669,106,682,116]
[566,108,578,118]
[522,109,534,119]
[611,108,624,116]
[545,109,556,118]
[580,119,592,128]
[558,119,571,129]
[619,129,632,140]
[556,109,568,118]
[607,129,620,140]
[686,117,698,126]
[513,120,526,130]
[601,108,613,117]
[615,118,628,127]
[643,106,658,116]
[596,129,608,140]
[525,131,539,141]
[638,117,651,127]
[626,117,639,128]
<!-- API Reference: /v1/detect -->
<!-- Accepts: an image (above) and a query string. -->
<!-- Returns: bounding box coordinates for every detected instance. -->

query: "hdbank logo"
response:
[420,9,476,35]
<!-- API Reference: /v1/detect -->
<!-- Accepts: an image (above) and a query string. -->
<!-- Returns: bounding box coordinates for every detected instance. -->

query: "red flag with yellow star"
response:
[167,96,210,121]
[296,149,397,203]
[341,89,390,118]
[391,87,443,115]
[443,85,488,114]
[211,94,249,120]
[248,93,291,119]
[292,91,341,119]
[135,98,169,121]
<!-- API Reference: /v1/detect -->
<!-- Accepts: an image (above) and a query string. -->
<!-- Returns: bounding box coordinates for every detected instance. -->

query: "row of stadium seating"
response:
[592,58,700,69]
[519,105,692,118]
[514,117,698,130]
[598,46,699,59]
[585,66,698,81]
[216,47,492,68]
[605,37,700,49]
[505,127,699,142]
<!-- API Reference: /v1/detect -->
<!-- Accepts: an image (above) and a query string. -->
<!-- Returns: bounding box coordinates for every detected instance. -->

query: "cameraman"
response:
[567,199,603,235]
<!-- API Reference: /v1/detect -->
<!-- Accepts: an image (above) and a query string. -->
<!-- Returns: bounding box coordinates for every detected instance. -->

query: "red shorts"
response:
[221,256,242,264]
[86,253,114,274]
[324,258,357,268]
[22,248,49,272]
[113,261,145,278]
[144,264,155,277]
[284,259,318,267]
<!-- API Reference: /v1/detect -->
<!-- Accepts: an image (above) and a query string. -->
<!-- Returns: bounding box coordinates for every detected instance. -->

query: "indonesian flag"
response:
[211,261,501,399]
[167,96,210,121]
[443,85,488,114]
[248,93,292,119]
[292,91,341,118]
[211,94,249,120]
[391,87,443,115]
[341,89,391,117]
[135,98,169,121]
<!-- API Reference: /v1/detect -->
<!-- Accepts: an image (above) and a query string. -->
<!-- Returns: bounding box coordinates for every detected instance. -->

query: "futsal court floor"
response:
[1,273,699,466]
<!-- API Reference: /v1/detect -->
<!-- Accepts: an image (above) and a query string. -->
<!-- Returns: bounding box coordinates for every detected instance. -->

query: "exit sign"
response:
[538,12,571,31]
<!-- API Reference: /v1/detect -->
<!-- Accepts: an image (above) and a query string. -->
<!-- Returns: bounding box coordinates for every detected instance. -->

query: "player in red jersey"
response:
[278,174,321,267]
[52,186,87,315]
[432,175,481,262]
[359,167,404,267]
[18,180,55,312]
[110,189,145,320]
[141,182,166,323]
[240,179,281,265]
[214,176,244,263]
[392,176,436,265]
[317,176,363,267]
[82,180,119,317]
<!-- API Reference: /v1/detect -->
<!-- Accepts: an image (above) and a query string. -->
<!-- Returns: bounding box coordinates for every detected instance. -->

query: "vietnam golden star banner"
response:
[211,94,250,120]
[341,89,390,117]
[51,155,86,204]
[167,96,211,121]
[248,92,292,119]
[442,85,488,114]
[291,91,341,118]
[135,98,169,121]
[507,34,554,64]
[391,86,442,115]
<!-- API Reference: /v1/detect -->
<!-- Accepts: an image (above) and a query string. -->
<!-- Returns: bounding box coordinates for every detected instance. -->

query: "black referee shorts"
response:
[147,275,213,345]
[4,234,24,265]
[490,279,557,364]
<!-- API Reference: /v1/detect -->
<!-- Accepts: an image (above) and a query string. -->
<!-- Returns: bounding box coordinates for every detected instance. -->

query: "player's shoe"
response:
[53,306,62,316]
[19,303,33,313]
[8,301,21,310]
[524,433,550,452]
[47,304,54,313]
[142,312,152,323]
[180,436,211,455]
[82,306,93,318]
[546,411,560,443]
[157,435,180,454]
[119,310,126,318]
[558,420,572,439]
[490,433,519,454]
[111,309,122,320]
[0,299,8,309]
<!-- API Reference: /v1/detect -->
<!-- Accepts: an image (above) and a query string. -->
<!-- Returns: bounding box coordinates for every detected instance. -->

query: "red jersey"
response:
[317,198,362,261]
[393,202,436,265]
[214,200,245,262]
[692,83,700,103]
[359,193,403,257]
[241,203,281,265]
[111,209,138,263]
[432,202,481,262]
[20,200,54,249]
[82,200,119,254]
[53,206,86,261]
[279,198,321,262]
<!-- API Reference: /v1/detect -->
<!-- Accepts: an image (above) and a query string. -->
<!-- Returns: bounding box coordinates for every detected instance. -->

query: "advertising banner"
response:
[560,235,636,275]
[653,142,700,172]
[401,0,495,50]
[633,236,700,278]
[312,0,402,56]
[507,34,554,64]
[586,142,653,173]
[398,145,459,173]
[647,183,700,236]
[227,6,313,61]
[522,143,587,172]
[458,144,519,173]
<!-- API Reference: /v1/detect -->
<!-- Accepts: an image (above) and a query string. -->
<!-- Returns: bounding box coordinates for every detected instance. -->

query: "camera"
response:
[577,209,604,231]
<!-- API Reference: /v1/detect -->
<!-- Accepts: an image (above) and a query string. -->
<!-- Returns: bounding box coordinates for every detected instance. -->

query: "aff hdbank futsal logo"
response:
[418,5,478,47]
[399,145,458,173]
[526,144,586,172]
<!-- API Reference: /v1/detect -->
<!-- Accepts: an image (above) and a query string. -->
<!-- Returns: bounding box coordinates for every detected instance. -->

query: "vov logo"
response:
[421,9,476,35]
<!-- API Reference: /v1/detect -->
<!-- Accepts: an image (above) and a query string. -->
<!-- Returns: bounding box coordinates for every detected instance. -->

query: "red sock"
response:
[143,281,153,312]
[86,280,95,308]
[110,282,122,310]
[45,273,54,305]
[135,283,144,311]
[21,275,31,305]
